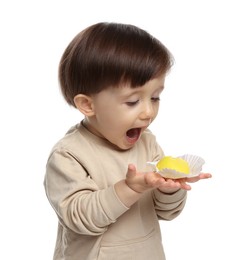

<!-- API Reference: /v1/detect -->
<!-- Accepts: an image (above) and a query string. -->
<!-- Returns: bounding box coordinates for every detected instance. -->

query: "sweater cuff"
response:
[100,185,129,221]
[153,188,187,203]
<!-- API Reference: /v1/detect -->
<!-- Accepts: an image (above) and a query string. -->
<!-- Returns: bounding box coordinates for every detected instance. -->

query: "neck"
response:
[82,118,101,138]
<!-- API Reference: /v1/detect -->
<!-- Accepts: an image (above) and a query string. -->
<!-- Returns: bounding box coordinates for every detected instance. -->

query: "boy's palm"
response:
[126,164,212,193]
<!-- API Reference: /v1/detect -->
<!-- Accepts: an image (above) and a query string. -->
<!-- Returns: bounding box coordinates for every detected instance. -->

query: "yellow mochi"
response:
[156,156,190,174]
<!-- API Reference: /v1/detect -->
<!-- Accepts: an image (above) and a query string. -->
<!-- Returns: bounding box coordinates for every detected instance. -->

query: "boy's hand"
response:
[115,164,212,207]
[157,172,212,192]
[126,164,212,193]
[125,164,166,193]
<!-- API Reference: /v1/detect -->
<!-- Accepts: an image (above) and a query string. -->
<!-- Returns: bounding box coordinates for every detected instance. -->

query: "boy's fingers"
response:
[126,164,136,178]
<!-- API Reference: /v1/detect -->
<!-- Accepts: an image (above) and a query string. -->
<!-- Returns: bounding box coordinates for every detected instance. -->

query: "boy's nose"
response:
[140,102,154,120]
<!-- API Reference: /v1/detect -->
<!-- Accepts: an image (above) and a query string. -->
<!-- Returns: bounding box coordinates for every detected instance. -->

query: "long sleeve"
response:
[44,149,129,235]
[152,188,187,220]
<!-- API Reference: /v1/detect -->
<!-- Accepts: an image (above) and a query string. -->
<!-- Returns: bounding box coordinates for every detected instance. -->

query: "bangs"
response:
[80,23,173,90]
[59,23,173,106]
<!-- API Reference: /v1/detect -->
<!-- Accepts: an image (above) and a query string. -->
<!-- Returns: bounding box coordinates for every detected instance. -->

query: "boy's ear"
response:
[73,94,95,116]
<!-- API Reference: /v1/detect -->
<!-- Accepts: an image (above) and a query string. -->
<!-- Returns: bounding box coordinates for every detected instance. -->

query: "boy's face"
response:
[87,74,165,150]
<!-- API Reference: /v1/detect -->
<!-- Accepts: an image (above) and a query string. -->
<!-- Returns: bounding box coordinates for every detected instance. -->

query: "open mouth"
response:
[126,128,141,144]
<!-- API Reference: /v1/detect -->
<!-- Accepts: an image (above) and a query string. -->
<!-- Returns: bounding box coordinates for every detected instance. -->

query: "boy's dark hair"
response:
[59,22,174,107]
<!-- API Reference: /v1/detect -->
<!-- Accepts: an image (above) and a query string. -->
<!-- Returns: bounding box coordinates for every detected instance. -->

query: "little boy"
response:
[44,22,211,260]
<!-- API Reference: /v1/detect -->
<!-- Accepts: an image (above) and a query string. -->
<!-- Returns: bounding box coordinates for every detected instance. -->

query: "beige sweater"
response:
[44,122,187,260]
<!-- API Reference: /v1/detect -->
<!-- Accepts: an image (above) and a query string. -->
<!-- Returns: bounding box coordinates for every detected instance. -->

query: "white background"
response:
[1,0,244,259]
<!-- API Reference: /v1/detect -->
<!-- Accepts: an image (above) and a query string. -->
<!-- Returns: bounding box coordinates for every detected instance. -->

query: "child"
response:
[44,22,211,260]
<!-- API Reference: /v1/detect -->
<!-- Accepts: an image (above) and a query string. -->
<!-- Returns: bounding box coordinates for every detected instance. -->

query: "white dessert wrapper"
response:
[147,154,205,179]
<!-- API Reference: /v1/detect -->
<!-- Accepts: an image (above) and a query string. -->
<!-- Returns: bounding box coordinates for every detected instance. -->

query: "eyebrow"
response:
[121,85,164,99]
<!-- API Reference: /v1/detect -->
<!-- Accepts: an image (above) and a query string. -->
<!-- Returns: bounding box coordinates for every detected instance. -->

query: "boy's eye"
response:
[126,100,139,106]
[151,97,160,102]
